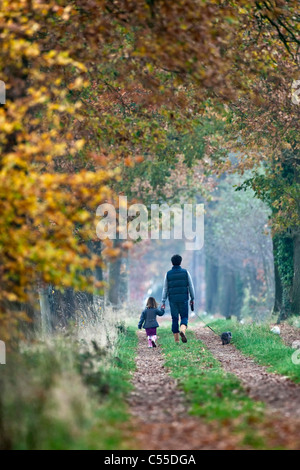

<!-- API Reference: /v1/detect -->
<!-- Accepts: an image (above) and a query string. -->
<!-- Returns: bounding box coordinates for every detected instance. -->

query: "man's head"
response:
[171,254,182,266]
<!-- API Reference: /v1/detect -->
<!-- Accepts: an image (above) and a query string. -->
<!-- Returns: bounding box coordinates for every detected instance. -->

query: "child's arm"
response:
[157,307,165,317]
[138,310,146,329]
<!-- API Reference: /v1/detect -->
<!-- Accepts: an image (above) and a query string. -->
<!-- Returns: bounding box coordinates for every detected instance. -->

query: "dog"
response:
[220,331,232,345]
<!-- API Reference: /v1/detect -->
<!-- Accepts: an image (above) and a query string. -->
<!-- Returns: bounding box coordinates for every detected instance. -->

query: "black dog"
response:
[220,331,232,345]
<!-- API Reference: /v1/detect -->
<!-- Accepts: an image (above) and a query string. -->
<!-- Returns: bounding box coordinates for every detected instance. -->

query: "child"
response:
[138,297,165,348]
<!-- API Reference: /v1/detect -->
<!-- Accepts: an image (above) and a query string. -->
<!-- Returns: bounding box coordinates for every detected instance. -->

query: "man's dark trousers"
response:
[169,300,189,334]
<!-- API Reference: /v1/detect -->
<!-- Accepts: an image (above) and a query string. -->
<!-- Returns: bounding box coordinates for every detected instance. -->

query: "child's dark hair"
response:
[146,297,158,308]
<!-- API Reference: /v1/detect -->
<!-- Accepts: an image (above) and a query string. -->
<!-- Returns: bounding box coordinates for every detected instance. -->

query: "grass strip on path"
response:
[159,328,264,422]
[158,327,273,449]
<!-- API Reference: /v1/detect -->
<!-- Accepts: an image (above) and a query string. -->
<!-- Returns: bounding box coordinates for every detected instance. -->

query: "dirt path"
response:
[279,323,300,348]
[194,325,300,419]
[127,331,240,450]
[126,328,300,450]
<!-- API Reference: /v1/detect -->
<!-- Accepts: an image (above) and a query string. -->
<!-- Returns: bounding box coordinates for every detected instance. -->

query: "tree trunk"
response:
[0,378,11,450]
[38,285,53,335]
[52,287,76,326]
[90,240,104,318]
[275,234,294,323]
[119,256,129,304]
[219,266,235,320]
[205,256,219,314]
[108,256,122,306]
[272,236,283,315]
[291,229,300,316]
[192,250,203,313]
[234,272,244,321]
[93,240,103,285]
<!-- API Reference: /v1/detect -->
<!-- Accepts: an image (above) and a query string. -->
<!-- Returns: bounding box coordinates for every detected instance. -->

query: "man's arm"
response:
[187,271,195,301]
[161,274,168,304]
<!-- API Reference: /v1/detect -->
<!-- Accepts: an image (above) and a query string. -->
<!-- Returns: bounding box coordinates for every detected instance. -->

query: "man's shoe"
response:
[180,325,187,343]
[174,333,180,343]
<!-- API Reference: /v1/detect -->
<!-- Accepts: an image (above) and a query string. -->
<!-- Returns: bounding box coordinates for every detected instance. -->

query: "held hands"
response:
[190,300,194,311]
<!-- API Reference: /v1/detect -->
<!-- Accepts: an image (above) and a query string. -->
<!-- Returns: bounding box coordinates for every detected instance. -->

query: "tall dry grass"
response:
[0,303,138,450]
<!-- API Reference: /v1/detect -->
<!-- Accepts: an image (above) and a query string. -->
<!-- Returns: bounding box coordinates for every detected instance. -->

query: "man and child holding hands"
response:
[138,254,195,347]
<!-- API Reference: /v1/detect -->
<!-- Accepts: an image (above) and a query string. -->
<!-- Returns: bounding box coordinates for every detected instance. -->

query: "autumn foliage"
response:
[0,1,299,337]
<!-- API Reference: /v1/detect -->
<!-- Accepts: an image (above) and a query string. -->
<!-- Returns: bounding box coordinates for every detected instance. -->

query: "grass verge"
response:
[210,319,300,383]
[82,326,138,450]
[0,325,137,450]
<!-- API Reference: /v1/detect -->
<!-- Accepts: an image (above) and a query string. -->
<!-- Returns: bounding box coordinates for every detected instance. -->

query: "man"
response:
[161,254,195,343]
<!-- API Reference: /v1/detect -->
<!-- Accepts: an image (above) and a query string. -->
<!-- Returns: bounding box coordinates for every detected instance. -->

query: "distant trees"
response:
[220,73,300,320]
[204,173,274,320]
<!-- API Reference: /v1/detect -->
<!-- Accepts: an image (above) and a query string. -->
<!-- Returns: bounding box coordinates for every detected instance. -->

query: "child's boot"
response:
[148,337,153,348]
[174,333,180,343]
[151,335,157,348]
[180,324,187,343]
